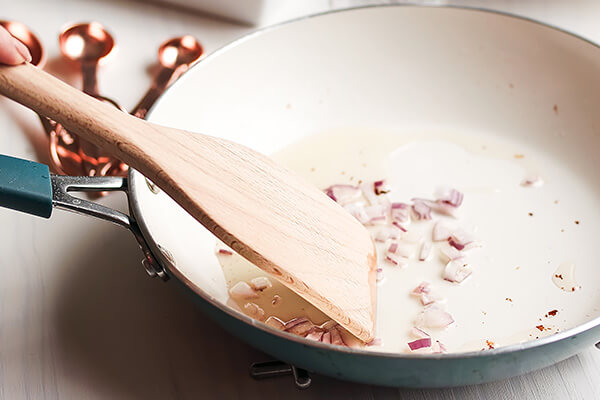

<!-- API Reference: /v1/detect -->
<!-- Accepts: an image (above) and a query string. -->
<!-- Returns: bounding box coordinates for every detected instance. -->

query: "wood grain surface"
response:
[0,63,377,341]
[1,0,600,399]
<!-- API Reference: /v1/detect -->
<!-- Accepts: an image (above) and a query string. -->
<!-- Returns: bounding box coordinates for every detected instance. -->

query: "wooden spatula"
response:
[0,63,377,341]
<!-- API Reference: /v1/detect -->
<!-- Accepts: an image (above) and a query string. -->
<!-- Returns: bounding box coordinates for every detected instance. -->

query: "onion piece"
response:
[244,302,265,320]
[360,182,379,205]
[410,327,430,338]
[435,187,464,207]
[386,240,413,259]
[250,277,272,291]
[419,241,432,261]
[430,201,459,218]
[305,329,324,341]
[374,179,391,195]
[391,202,410,224]
[284,317,309,330]
[411,281,431,295]
[365,204,388,225]
[392,221,408,232]
[416,304,455,328]
[443,260,473,283]
[431,340,447,353]
[439,242,465,261]
[449,228,476,247]
[412,200,432,220]
[285,319,315,336]
[385,251,409,267]
[329,326,346,346]
[321,331,332,344]
[217,248,233,255]
[374,226,402,242]
[344,202,370,224]
[265,316,285,330]
[376,267,385,283]
[324,184,362,204]
[408,337,432,351]
[411,281,443,305]
[229,281,258,299]
[432,221,452,241]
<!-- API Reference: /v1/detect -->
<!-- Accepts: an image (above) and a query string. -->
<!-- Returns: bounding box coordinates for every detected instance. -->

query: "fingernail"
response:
[12,37,32,63]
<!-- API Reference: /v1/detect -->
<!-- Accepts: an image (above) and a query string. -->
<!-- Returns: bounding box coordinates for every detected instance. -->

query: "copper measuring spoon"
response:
[131,35,203,119]
[55,22,124,176]
[59,22,114,96]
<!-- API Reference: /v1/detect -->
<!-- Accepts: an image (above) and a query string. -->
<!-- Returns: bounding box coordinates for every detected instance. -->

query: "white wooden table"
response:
[2,1,600,398]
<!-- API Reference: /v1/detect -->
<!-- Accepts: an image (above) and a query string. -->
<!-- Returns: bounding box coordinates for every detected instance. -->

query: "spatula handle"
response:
[0,63,145,165]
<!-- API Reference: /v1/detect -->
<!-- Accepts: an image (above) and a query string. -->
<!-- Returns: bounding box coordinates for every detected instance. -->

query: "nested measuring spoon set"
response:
[1,20,203,180]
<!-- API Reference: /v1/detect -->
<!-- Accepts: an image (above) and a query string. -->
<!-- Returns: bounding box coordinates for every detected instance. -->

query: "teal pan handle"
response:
[0,154,53,218]
[0,154,168,279]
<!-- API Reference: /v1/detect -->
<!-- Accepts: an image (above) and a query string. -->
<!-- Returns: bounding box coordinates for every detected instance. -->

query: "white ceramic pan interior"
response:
[131,6,600,354]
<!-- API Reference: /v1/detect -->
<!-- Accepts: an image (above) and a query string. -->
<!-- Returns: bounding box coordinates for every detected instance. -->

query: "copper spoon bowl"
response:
[131,35,203,118]
[0,21,45,68]
[59,22,115,95]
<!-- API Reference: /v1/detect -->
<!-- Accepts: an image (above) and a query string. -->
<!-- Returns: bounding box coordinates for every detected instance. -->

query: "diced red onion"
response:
[439,243,465,261]
[443,260,473,283]
[521,175,544,188]
[229,281,258,299]
[244,302,265,320]
[449,228,476,248]
[410,327,430,338]
[321,331,332,344]
[329,326,346,346]
[408,337,432,351]
[419,241,432,261]
[392,221,408,232]
[360,182,379,205]
[435,187,464,207]
[431,340,447,353]
[416,304,455,328]
[285,319,315,336]
[250,276,272,291]
[412,281,431,295]
[391,202,410,224]
[324,184,362,204]
[374,226,402,242]
[367,337,383,346]
[385,251,409,267]
[365,204,388,225]
[284,317,309,330]
[265,316,285,330]
[305,329,325,341]
[432,221,452,241]
[344,202,370,224]
[217,248,233,255]
[376,267,385,283]
[412,200,432,220]
[374,179,391,195]
[430,201,459,218]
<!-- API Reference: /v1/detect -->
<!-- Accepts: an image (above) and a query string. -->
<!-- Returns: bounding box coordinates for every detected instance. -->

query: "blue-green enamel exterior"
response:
[0,155,52,218]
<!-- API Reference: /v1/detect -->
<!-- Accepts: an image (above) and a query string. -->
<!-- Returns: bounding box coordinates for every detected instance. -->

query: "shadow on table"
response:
[53,226,589,399]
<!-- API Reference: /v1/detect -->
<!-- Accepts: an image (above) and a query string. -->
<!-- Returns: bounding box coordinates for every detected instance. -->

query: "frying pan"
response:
[2,5,600,388]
